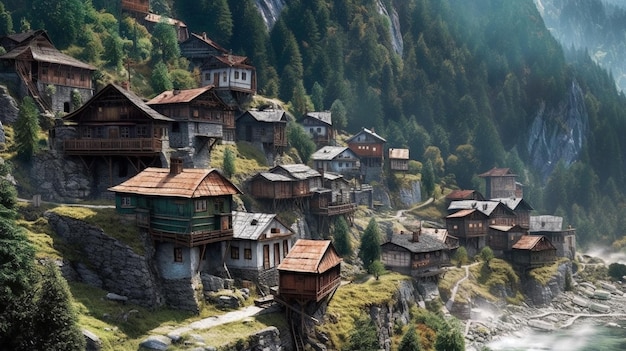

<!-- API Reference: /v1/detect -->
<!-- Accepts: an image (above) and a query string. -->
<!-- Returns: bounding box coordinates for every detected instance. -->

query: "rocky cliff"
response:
[522,260,573,306]
[527,80,589,180]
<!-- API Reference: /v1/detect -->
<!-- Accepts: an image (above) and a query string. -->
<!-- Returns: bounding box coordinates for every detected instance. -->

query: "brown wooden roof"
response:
[512,235,555,251]
[278,239,341,274]
[446,189,480,200]
[186,32,228,54]
[478,167,517,177]
[446,208,477,218]
[0,32,95,70]
[388,148,409,160]
[147,86,215,104]
[109,167,241,198]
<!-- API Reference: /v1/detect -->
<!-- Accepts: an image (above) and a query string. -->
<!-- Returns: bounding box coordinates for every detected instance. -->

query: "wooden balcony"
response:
[150,229,234,247]
[311,202,357,216]
[64,138,163,155]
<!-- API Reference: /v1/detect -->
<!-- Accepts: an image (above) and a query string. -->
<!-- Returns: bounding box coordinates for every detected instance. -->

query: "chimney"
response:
[173,89,181,95]
[202,32,207,40]
[170,157,183,175]
[412,229,421,242]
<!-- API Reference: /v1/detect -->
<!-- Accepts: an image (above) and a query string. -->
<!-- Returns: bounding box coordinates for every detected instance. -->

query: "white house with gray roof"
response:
[223,211,295,287]
[301,111,334,146]
[311,146,360,175]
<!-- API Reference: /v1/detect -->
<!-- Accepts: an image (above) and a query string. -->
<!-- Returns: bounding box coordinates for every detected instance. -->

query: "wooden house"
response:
[147,85,236,153]
[142,13,189,42]
[445,209,489,254]
[511,235,557,268]
[180,32,228,69]
[0,29,96,113]
[529,215,576,259]
[445,190,485,207]
[422,227,460,252]
[236,109,288,152]
[346,128,386,181]
[225,211,295,287]
[311,146,360,177]
[447,200,518,227]
[301,111,334,146]
[108,160,242,248]
[58,83,172,188]
[311,173,356,217]
[277,239,342,303]
[248,164,322,200]
[381,230,451,280]
[493,197,534,228]
[488,224,527,253]
[388,148,409,171]
[479,168,521,199]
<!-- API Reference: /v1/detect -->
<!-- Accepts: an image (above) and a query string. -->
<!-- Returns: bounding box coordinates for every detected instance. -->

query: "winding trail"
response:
[528,310,626,329]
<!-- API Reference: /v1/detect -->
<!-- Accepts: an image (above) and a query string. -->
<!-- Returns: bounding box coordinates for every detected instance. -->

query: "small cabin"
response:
[311,146,360,176]
[346,127,386,167]
[479,167,520,199]
[0,29,95,113]
[381,230,451,280]
[388,148,409,171]
[201,54,257,95]
[247,164,322,201]
[236,110,287,151]
[447,200,518,227]
[147,85,236,147]
[529,215,576,259]
[277,239,342,303]
[180,32,229,68]
[492,197,534,229]
[311,172,356,216]
[142,13,189,42]
[488,224,527,252]
[511,235,557,268]
[225,211,295,287]
[301,111,334,146]
[108,161,242,247]
[445,209,489,254]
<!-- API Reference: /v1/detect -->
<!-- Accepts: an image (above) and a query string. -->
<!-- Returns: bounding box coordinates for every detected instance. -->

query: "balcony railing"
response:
[311,202,357,216]
[150,229,234,247]
[64,138,162,155]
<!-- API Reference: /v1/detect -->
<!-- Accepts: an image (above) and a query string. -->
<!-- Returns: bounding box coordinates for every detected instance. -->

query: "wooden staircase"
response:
[15,61,51,113]
[290,315,306,351]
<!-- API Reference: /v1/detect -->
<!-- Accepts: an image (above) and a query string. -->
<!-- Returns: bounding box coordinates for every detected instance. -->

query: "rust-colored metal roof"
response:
[478,167,516,177]
[147,86,214,105]
[109,167,241,198]
[278,239,341,273]
[446,208,476,218]
[446,189,476,200]
[388,148,409,160]
[512,235,544,250]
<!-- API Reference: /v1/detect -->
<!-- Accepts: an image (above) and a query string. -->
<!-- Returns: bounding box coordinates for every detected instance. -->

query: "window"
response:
[81,127,91,138]
[193,109,199,118]
[172,122,180,133]
[223,72,227,82]
[174,248,183,262]
[317,127,321,133]
[231,246,240,259]
[194,122,200,133]
[121,196,132,207]
[453,225,458,230]
[195,199,207,212]
[120,127,130,138]
[205,73,210,80]
[283,240,289,257]
[242,72,247,80]
[235,71,240,79]
[137,126,148,137]
[95,127,104,138]
[214,199,225,213]
[244,248,252,260]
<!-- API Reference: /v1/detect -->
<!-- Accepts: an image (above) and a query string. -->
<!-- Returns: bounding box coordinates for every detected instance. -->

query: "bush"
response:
[608,262,626,281]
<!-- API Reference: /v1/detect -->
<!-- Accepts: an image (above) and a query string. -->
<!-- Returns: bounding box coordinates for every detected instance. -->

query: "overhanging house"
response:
[347,127,386,182]
[511,235,557,268]
[301,111,334,146]
[0,29,95,113]
[311,146,360,178]
[381,230,451,280]
[236,109,288,155]
[529,215,576,259]
[388,148,409,172]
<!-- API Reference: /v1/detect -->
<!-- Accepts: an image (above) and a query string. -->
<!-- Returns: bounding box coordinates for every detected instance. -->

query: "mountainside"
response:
[2,0,626,246]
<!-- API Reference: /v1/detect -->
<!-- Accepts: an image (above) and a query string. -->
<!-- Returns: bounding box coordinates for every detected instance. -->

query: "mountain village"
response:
[0,1,584,350]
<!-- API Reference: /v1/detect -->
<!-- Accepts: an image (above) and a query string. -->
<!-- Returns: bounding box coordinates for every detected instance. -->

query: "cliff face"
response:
[522,261,573,306]
[527,81,589,180]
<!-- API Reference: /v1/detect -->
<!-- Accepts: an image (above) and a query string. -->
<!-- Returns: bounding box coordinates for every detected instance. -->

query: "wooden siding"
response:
[122,0,149,13]
[278,268,341,302]
[38,63,92,89]
[64,137,162,155]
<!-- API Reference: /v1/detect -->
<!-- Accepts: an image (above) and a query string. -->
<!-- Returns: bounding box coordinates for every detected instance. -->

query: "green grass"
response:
[528,258,570,286]
[48,206,144,255]
[315,272,410,349]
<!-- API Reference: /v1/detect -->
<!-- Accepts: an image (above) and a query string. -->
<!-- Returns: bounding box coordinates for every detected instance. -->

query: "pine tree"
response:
[151,61,173,93]
[345,315,379,351]
[31,261,85,351]
[223,147,236,178]
[421,160,435,198]
[434,321,465,351]
[333,216,352,257]
[398,324,421,351]
[359,218,381,271]
[14,96,40,161]
[151,20,180,64]
[286,123,316,163]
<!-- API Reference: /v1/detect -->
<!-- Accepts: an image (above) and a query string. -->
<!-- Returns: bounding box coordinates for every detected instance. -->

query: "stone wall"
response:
[45,212,163,307]
[522,260,573,306]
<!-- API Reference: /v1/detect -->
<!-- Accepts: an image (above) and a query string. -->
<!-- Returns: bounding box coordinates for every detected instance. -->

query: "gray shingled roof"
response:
[346,127,387,143]
[273,164,321,180]
[311,146,350,161]
[245,110,287,123]
[255,172,292,182]
[384,232,449,253]
[232,211,293,240]
[447,200,501,216]
[529,215,563,232]
[492,197,534,211]
[305,111,332,126]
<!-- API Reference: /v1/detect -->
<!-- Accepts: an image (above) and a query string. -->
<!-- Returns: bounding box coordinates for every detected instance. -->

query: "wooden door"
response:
[263,245,270,269]
[273,243,280,266]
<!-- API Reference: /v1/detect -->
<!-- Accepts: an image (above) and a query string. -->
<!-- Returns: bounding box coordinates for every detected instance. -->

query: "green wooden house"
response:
[109,159,242,247]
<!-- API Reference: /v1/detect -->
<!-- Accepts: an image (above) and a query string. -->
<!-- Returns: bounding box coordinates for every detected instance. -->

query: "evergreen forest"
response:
[1,0,626,249]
